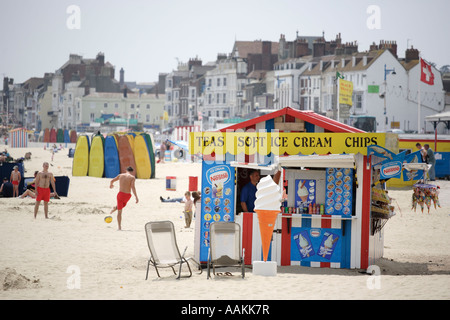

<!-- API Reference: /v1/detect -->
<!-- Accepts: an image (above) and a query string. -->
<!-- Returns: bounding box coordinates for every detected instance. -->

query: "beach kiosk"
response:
[9,128,29,148]
[191,107,399,270]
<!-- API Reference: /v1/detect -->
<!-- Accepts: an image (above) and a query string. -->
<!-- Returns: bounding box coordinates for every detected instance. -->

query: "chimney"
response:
[96,52,105,66]
[295,39,310,57]
[188,57,202,70]
[405,46,419,62]
[313,39,325,58]
[369,42,379,51]
[379,40,397,58]
[119,68,124,88]
[261,41,272,70]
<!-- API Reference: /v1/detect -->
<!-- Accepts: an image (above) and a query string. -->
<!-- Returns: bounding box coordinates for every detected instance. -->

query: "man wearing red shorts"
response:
[109,166,139,230]
[34,162,58,219]
[10,165,21,197]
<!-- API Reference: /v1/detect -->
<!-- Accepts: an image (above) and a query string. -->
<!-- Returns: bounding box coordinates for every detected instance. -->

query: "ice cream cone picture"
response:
[254,175,281,262]
[321,234,338,257]
[298,234,310,258]
[293,231,315,259]
[297,180,309,203]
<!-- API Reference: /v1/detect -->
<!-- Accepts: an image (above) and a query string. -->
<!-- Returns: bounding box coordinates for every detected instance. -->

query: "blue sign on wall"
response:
[325,168,353,216]
[291,227,342,263]
[199,161,235,262]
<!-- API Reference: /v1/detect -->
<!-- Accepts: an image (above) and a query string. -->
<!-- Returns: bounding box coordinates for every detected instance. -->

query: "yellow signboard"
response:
[339,78,353,106]
[189,132,387,156]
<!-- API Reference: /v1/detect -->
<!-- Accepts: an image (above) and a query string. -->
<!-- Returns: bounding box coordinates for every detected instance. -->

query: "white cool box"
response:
[252,261,277,276]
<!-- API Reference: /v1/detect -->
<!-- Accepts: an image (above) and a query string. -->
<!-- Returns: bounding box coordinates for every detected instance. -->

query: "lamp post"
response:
[383,64,396,132]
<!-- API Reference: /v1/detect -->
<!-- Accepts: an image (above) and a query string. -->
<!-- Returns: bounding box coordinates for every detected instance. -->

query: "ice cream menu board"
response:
[199,162,235,262]
[325,168,353,216]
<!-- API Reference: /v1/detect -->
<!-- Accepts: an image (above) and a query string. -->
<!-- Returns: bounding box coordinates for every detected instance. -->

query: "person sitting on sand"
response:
[109,166,139,230]
[0,177,13,198]
[20,171,59,199]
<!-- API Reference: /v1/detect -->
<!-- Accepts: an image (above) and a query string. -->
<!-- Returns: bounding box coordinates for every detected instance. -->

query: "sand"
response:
[0,145,449,300]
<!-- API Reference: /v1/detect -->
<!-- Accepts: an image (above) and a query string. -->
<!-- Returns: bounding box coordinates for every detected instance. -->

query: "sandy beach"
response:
[1,145,450,300]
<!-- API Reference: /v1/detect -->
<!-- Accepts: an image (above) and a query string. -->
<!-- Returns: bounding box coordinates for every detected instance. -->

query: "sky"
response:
[1,0,449,84]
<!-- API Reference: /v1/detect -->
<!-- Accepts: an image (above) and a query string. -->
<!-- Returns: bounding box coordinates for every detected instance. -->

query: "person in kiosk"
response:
[240,170,282,213]
[240,169,260,213]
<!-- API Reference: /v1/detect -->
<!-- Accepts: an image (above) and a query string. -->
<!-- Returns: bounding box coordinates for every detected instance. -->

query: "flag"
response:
[420,58,434,85]
[336,71,344,79]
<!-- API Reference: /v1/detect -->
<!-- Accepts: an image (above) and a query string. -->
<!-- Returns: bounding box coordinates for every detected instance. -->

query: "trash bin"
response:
[189,176,198,191]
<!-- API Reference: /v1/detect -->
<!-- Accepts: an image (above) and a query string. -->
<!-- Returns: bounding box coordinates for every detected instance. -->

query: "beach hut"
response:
[70,130,77,143]
[50,128,57,143]
[57,129,64,143]
[9,128,29,148]
[43,128,50,143]
[191,107,401,270]
[64,129,70,143]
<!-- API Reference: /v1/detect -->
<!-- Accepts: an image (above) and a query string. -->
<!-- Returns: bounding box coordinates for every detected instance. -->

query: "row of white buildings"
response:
[164,34,447,133]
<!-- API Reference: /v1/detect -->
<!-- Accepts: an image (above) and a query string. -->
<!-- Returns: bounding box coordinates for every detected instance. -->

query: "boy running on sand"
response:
[109,166,139,230]
[10,165,21,197]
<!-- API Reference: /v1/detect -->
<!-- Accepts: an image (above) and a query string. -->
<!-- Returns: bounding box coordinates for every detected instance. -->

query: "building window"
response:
[217,78,221,86]
[314,97,319,112]
[146,114,150,122]
[300,97,308,110]
[208,79,212,87]
[324,94,333,111]
[223,77,227,86]
[216,93,220,104]
[146,104,150,109]
[131,104,135,109]
[115,103,118,108]
[208,94,212,104]
[90,113,95,121]
[104,103,108,108]
[353,92,363,109]
[223,93,226,104]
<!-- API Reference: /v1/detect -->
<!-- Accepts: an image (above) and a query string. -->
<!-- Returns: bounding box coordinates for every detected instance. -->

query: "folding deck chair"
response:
[207,221,245,279]
[144,221,201,279]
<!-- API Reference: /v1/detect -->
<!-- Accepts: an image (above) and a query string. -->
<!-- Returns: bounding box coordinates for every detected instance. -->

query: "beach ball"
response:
[104,216,113,223]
